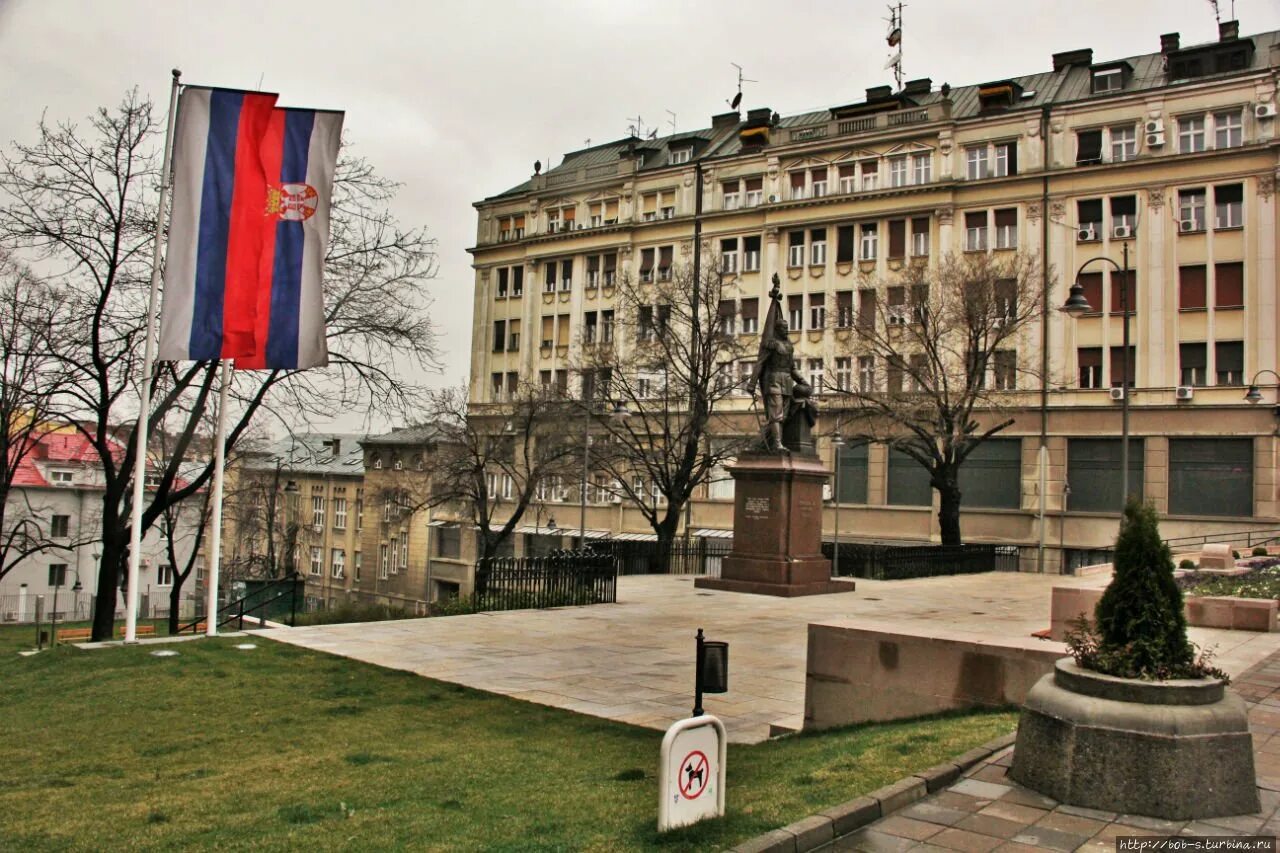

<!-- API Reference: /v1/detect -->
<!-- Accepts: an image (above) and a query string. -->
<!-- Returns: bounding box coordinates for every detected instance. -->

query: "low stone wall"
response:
[1050,586,1278,640]
[804,622,1064,730]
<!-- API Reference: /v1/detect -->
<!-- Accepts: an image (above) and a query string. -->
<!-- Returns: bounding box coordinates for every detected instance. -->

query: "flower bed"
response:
[1177,558,1280,600]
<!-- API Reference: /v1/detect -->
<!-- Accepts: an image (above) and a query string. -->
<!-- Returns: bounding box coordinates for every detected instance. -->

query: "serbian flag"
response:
[236,107,343,370]
[159,86,279,361]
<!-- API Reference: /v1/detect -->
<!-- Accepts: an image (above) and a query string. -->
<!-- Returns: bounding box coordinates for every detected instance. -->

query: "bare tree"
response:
[424,385,579,564]
[0,251,79,582]
[0,91,438,639]
[575,260,751,545]
[829,251,1047,545]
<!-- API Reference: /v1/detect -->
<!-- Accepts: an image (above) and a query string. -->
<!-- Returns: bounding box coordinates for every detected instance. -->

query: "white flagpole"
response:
[205,360,232,637]
[124,69,182,644]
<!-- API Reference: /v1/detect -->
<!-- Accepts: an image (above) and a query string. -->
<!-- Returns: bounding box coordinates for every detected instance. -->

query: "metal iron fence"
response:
[474,550,617,611]
[587,538,732,577]
[822,542,1020,580]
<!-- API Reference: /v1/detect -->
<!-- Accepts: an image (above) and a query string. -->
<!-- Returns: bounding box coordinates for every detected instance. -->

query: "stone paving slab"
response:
[263,572,1280,744]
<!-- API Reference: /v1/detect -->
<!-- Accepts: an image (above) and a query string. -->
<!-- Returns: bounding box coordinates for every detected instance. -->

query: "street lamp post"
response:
[1243,370,1280,405]
[1061,240,1132,510]
[579,400,632,545]
[831,433,845,578]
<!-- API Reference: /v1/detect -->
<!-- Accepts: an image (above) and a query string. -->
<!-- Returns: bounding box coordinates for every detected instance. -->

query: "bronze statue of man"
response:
[747,274,813,452]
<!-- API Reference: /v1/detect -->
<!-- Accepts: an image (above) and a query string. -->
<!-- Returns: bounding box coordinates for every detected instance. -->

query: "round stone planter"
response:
[1009,658,1258,820]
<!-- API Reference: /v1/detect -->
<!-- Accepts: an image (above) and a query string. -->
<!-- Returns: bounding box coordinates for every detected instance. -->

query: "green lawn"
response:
[0,624,1016,852]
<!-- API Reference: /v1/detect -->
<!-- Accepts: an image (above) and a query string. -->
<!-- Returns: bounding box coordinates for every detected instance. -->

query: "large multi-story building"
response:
[468,21,1280,572]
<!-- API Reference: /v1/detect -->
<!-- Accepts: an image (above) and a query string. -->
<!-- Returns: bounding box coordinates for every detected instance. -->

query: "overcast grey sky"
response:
[2,0,1278,408]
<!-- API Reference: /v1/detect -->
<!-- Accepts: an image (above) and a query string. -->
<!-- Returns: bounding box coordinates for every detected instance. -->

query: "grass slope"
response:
[0,625,1014,852]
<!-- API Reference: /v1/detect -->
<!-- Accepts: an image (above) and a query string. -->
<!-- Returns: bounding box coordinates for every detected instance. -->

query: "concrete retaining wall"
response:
[1050,586,1278,640]
[804,622,1064,730]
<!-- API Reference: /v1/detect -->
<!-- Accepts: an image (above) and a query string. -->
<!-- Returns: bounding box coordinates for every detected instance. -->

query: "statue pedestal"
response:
[695,453,855,597]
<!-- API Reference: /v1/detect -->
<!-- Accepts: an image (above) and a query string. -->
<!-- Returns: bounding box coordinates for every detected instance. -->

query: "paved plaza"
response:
[267,572,1280,744]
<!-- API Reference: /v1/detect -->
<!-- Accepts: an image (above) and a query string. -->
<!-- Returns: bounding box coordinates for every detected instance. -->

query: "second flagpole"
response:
[123,68,182,644]
[205,360,232,637]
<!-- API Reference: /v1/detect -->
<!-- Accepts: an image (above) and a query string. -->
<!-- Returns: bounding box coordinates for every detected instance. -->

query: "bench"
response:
[55,624,158,643]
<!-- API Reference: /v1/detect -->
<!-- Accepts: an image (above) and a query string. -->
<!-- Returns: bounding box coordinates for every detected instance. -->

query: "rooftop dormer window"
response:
[1092,67,1124,94]
[669,147,692,165]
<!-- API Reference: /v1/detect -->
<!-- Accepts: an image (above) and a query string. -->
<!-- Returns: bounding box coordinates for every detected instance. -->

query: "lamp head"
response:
[1059,281,1092,317]
[1245,385,1263,404]
[832,434,846,448]
[610,401,632,421]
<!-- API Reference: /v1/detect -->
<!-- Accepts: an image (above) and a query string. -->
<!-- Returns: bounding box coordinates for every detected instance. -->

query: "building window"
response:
[887,220,906,260]
[492,319,506,353]
[1216,262,1244,308]
[861,160,879,191]
[965,146,988,180]
[857,355,875,391]
[1076,199,1102,240]
[1109,346,1135,389]
[810,228,827,266]
[379,544,389,579]
[836,225,854,263]
[1214,110,1242,149]
[1178,189,1206,232]
[788,231,805,267]
[887,448,931,506]
[50,469,73,485]
[807,358,824,393]
[1092,67,1123,94]
[1169,439,1252,518]
[910,217,930,256]
[1178,265,1206,310]
[811,167,828,198]
[1110,125,1137,162]
[859,223,878,260]
[388,536,399,574]
[858,290,876,331]
[743,176,763,207]
[333,497,347,530]
[957,439,1021,509]
[838,164,856,194]
[1076,129,1103,166]
[1110,195,1136,236]
[1216,341,1244,386]
[835,357,852,391]
[834,441,869,504]
[400,533,409,569]
[1179,342,1207,386]
[740,298,758,334]
[742,235,761,272]
[436,525,462,558]
[669,146,692,165]
[331,549,345,579]
[719,238,738,274]
[1078,347,1103,389]
[48,563,67,587]
[993,141,1016,176]
[544,261,558,293]
[157,564,174,586]
[559,259,573,292]
[311,495,325,528]
[964,211,987,251]
[722,181,740,210]
[639,248,655,283]
[656,246,672,281]
[1178,115,1206,153]
[496,268,509,298]
[993,350,1017,390]
[353,552,362,582]
[889,156,908,188]
[1067,439,1144,511]
[1214,184,1243,229]
[809,293,825,330]
[788,295,803,331]
[310,547,323,576]
[789,171,807,201]
[1109,270,1136,315]
[834,291,853,328]
[993,208,1017,250]
[50,514,70,538]
[356,495,364,530]
[912,153,931,185]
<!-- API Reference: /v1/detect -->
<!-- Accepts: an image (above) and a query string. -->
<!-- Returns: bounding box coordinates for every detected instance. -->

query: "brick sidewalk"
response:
[832,654,1280,851]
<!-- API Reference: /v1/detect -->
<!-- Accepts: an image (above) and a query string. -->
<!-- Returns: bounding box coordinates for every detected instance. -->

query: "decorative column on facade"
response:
[1145,187,1169,388]
[1255,173,1277,375]
[935,206,954,253]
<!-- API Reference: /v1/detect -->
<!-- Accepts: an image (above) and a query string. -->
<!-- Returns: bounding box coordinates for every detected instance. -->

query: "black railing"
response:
[1163,527,1280,551]
[176,572,302,633]
[587,538,732,576]
[474,550,616,611]
[822,542,1019,580]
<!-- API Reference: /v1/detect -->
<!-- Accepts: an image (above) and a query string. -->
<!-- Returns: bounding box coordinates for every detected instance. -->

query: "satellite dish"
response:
[887,27,901,46]
[730,91,743,110]
[884,52,901,70]
[648,129,658,140]
[533,160,541,174]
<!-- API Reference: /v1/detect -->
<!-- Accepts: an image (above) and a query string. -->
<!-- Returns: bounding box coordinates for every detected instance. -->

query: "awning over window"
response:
[692,528,734,540]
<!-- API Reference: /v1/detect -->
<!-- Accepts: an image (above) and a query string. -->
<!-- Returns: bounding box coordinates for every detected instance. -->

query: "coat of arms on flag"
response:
[157,86,343,370]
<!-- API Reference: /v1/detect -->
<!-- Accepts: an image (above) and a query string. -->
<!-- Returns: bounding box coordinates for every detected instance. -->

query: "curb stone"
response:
[724,732,1017,852]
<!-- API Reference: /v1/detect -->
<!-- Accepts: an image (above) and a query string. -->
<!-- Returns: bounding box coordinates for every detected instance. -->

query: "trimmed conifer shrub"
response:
[1066,497,1225,680]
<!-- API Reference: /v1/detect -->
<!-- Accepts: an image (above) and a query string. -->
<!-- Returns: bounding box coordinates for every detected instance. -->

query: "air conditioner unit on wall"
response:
[1112,225,1133,239]
[1109,387,1126,401]
[1077,227,1097,242]
[1256,103,1278,120]
[767,194,780,203]
[1175,385,1194,400]
[1144,118,1164,134]
[1179,219,1197,232]
[1145,132,1165,148]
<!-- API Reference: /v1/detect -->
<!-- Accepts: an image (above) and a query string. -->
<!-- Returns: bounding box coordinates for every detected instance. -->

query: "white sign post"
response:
[658,714,727,832]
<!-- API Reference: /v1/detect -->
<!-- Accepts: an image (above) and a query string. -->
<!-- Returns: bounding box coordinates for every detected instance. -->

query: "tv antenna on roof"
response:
[666,110,677,135]
[884,2,905,92]
[727,63,756,111]
[626,114,648,139]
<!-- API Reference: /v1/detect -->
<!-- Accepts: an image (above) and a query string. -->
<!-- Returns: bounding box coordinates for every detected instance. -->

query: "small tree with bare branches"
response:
[829,251,1048,545]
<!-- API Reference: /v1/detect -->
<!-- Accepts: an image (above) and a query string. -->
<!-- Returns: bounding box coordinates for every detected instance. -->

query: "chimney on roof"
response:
[711,110,739,130]
[1219,20,1239,41]
[1052,48,1093,71]
[1161,32,1180,53]
[903,78,932,95]
[865,85,893,101]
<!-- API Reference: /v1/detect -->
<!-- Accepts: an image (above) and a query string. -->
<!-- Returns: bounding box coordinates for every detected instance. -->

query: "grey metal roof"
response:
[361,424,443,447]
[244,433,366,476]
[484,26,1278,200]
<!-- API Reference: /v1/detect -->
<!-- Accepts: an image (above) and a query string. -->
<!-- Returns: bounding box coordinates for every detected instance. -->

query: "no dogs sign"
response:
[658,715,726,831]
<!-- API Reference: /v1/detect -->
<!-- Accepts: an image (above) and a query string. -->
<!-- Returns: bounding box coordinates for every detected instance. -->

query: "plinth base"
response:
[694,576,857,597]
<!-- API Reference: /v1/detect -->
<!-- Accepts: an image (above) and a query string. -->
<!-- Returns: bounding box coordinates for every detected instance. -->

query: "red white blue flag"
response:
[158,86,342,370]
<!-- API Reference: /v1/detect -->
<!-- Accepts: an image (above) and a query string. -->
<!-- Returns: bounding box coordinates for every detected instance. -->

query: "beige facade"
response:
[467,22,1280,572]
